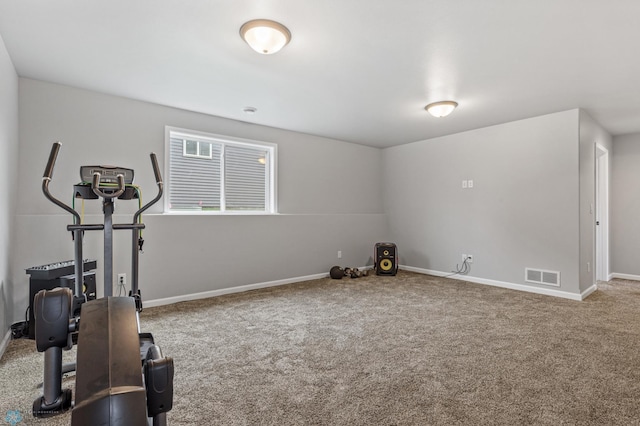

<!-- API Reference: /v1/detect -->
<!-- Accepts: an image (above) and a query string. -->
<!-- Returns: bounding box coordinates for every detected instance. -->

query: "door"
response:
[595,144,609,282]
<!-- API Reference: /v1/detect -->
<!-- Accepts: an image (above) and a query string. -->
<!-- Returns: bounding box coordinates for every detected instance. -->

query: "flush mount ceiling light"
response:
[240,19,291,54]
[425,101,458,118]
[243,106,257,114]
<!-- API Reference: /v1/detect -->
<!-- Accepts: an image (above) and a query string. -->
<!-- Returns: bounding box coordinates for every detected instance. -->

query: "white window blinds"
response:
[225,145,269,211]
[169,137,221,210]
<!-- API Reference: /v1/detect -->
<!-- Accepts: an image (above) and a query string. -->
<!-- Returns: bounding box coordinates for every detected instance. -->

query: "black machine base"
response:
[33,388,72,418]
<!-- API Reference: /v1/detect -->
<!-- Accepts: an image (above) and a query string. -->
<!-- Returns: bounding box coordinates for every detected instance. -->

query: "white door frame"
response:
[595,143,609,282]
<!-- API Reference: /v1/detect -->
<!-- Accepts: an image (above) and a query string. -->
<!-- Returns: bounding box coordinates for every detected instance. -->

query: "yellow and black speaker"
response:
[375,242,398,276]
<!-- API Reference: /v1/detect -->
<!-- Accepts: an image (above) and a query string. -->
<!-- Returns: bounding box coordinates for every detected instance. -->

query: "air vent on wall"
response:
[525,268,560,287]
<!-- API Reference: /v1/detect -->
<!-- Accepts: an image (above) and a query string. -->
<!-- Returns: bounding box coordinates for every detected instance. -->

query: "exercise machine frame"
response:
[33,142,174,425]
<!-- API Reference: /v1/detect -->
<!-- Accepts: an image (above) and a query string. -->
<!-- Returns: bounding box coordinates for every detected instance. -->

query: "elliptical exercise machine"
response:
[33,142,174,425]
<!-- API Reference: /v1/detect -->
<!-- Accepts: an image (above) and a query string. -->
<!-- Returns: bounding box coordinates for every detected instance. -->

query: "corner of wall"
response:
[383,110,583,298]
[577,110,612,291]
[0,31,19,355]
[610,133,640,276]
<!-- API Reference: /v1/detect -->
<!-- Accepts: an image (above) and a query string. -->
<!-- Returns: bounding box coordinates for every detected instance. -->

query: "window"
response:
[183,139,212,159]
[165,127,276,213]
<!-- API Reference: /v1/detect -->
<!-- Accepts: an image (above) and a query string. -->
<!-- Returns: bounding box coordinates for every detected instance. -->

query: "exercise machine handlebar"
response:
[151,152,162,186]
[42,142,163,220]
[91,172,125,199]
[42,142,81,225]
[43,141,61,180]
[133,153,163,224]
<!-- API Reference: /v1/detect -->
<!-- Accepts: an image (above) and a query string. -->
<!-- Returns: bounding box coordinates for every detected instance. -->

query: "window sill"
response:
[161,210,280,216]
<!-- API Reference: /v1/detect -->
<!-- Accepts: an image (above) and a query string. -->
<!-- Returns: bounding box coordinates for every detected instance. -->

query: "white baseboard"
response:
[145,272,330,308]
[581,284,598,300]
[145,262,592,309]
[400,265,586,301]
[609,272,640,282]
[0,329,11,361]
[145,264,376,309]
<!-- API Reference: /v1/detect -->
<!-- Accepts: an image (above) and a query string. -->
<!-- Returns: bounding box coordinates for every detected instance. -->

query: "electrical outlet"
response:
[118,273,127,288]
[467,255,473,263]
[338,250,342,259]
[462,254,467,263]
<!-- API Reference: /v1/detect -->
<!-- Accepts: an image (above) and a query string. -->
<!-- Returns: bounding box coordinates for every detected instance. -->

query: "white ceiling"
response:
[1,1,639,148]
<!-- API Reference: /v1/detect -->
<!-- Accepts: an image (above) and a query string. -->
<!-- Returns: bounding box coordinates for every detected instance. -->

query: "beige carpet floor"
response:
[2,271,640,425]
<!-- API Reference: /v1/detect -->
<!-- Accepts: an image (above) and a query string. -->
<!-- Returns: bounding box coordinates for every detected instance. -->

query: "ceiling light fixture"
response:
[425,101,458,118]
[240,19,291,54]
[243,106,257,114]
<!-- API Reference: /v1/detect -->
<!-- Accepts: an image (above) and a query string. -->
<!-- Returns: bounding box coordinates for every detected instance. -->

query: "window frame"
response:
[182,139,213,159]
[164,126,278,215]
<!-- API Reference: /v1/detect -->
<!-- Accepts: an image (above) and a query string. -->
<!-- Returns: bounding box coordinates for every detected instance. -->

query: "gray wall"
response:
[611,133,640,276]
[382,110,583,295]
[5,77,622,329]
[12,79,387,322]
[0,35,18,341]
[578,110,612,291]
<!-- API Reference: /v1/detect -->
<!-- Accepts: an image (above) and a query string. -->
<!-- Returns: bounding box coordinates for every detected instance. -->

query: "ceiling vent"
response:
[525,268,560,287]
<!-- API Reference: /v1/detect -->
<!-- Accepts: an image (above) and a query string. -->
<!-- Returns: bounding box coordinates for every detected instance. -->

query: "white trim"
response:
[595,143,610,282]
[399,265,586,301]
[164,125,278,214]
[168,126,278,151]
[144,263,595,310]
[609,272,640,282]
[0,329,11,361]
[164,125,171,213]
[219,143,226,212]
[144,272,329,308]
[144,265,374,308]
[162,210,279,216]
[581,284,598,300]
